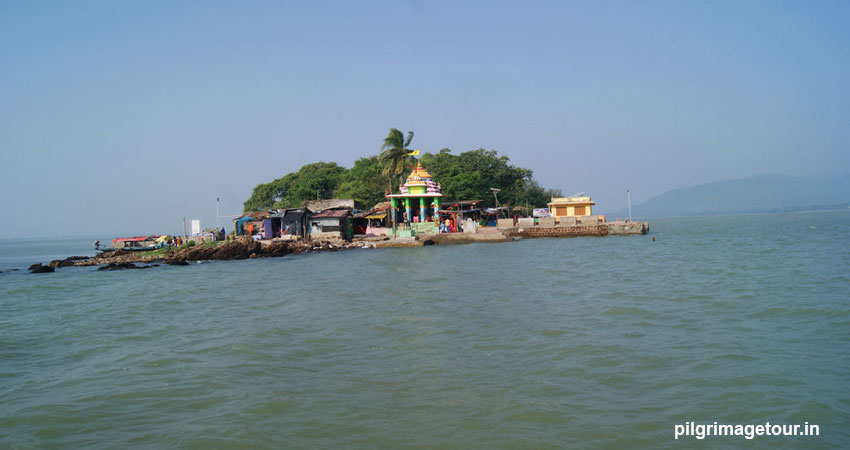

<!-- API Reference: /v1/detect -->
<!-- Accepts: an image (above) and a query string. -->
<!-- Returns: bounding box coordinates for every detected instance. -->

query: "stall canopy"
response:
[442,200,483,211]
[112,236,152,243]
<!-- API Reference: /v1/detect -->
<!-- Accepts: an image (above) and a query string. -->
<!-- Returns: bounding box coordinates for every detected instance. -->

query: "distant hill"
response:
[610,174,850,218]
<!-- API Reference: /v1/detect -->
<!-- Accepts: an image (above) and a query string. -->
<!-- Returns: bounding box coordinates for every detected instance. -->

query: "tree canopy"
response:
[336,156,387,208]
[378,128,415,194]
[419,148,561,208]
[243,162,346,211]
[243,142,560,212]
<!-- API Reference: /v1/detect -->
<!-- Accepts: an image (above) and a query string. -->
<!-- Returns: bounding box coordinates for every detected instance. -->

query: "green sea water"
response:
[1,211,848,449]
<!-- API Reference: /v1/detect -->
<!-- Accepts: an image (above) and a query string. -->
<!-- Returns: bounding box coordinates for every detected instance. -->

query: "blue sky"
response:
[1,1,848,237]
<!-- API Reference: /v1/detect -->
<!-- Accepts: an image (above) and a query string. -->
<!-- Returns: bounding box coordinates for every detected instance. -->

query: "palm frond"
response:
[382,128,404,151]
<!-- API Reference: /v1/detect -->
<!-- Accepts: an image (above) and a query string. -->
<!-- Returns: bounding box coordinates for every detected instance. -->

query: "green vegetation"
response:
[243,130,561,212]
[144,247,172,257]
[336,156,387,208]
[243,162,347,211]
[420,148,561,208]
[379,128,416,195]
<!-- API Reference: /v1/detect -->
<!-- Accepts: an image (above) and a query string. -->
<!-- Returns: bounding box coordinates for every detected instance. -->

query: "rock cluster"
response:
[164,236,292,264]
[48,258,86,269]
[27,256,93,273]
[30,235,378,273]
[28,263,54,273]
[97,262,159,271]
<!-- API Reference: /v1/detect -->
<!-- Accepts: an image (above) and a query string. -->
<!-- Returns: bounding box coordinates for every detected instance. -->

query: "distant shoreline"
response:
[604,202,850,220]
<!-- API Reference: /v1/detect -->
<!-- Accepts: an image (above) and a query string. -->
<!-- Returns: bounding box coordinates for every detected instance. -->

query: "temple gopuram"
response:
[387,162,442,227]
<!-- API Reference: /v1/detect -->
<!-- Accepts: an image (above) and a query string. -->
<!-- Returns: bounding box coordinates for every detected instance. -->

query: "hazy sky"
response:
[2,1,848,237]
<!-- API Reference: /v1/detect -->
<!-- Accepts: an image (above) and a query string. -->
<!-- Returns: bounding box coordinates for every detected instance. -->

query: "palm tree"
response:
[379,128,414,233]
[379,128,414,194]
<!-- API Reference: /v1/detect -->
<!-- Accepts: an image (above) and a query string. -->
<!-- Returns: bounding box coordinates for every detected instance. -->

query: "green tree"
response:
[243,181,278,212]
[420,148,557,208]
[243,138,562,214]
[379,128,414,194]
[242,162,346,212]
[524,179,563,209]
[337,156,387,208]
[279,162,346,208]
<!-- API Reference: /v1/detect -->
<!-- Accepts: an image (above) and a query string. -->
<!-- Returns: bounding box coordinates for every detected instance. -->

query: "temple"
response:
[387,162,442,223]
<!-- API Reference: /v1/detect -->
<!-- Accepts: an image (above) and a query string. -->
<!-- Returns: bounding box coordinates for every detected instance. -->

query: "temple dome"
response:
[399,162,440,195]
[404,163,431,187]
[402,163,439,191]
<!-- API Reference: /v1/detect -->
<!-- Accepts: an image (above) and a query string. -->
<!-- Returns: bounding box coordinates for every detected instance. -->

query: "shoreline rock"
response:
[28,263,55,273]
[29,225,644,272]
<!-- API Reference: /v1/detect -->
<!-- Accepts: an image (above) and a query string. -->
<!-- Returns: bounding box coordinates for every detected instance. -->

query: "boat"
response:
[102,235,172,252]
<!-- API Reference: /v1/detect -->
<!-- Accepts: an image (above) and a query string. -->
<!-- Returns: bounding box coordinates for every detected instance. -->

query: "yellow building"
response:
[548,196,595,218]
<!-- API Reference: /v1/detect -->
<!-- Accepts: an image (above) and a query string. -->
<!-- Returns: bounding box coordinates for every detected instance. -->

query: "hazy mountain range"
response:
[605,174,850,218]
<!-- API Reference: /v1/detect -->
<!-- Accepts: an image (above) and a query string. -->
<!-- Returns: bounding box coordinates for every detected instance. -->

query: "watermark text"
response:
[674,421,819,440]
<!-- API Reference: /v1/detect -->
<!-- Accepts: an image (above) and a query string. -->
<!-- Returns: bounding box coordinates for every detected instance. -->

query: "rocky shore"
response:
[27,221,649,273]
[26,236,377,273]
[86,237,373,266]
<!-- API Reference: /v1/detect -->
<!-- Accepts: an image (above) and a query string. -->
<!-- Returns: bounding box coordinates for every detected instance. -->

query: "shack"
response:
[309,209,352,240]
[482,207,509,226]
[235,211,268,236]
[111,235,159,250]
[436,200,484,233]
[269,208,311,239]
[304,198,362,212]
[352,202,390,236]
[440,201,484,221]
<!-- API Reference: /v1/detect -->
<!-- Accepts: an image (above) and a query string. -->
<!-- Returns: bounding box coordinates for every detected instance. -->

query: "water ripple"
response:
[0,212,849,448]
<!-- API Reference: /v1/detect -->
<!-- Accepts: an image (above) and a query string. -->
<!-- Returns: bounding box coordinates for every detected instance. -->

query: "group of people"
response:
[440,218,456,233]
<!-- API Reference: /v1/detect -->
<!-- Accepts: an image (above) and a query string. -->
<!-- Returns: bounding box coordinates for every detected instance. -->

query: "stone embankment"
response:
[500,221,649,239]
[606,221,650,235]
[505,224,610,238]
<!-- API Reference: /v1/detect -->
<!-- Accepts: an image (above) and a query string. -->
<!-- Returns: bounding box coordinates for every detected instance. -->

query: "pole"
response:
[216,197,220,229]
[391,202,397,236]
[627,190,632,222]
[182,217,187,241]
[389,177,397,236]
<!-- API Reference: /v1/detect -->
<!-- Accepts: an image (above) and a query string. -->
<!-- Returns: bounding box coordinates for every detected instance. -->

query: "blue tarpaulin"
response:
[236,216,255,235]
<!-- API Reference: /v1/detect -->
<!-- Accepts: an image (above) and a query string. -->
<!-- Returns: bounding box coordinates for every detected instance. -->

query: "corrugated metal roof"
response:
[354,203,391,219]
[237,211,269,221]
[311,209,351,218]
[112,236,156,243]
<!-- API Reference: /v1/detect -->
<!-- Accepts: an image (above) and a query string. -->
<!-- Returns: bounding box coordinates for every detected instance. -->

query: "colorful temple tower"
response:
[387,162,442,223]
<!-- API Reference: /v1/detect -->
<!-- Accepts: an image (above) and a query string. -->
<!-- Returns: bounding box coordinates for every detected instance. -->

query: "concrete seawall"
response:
[605,221,650,235]
[501,221,649,239]
[374,221,649,248]
[373,232,514,248]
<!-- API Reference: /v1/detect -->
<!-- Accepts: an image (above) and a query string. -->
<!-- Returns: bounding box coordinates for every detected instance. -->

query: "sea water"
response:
[1,211,848,449]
